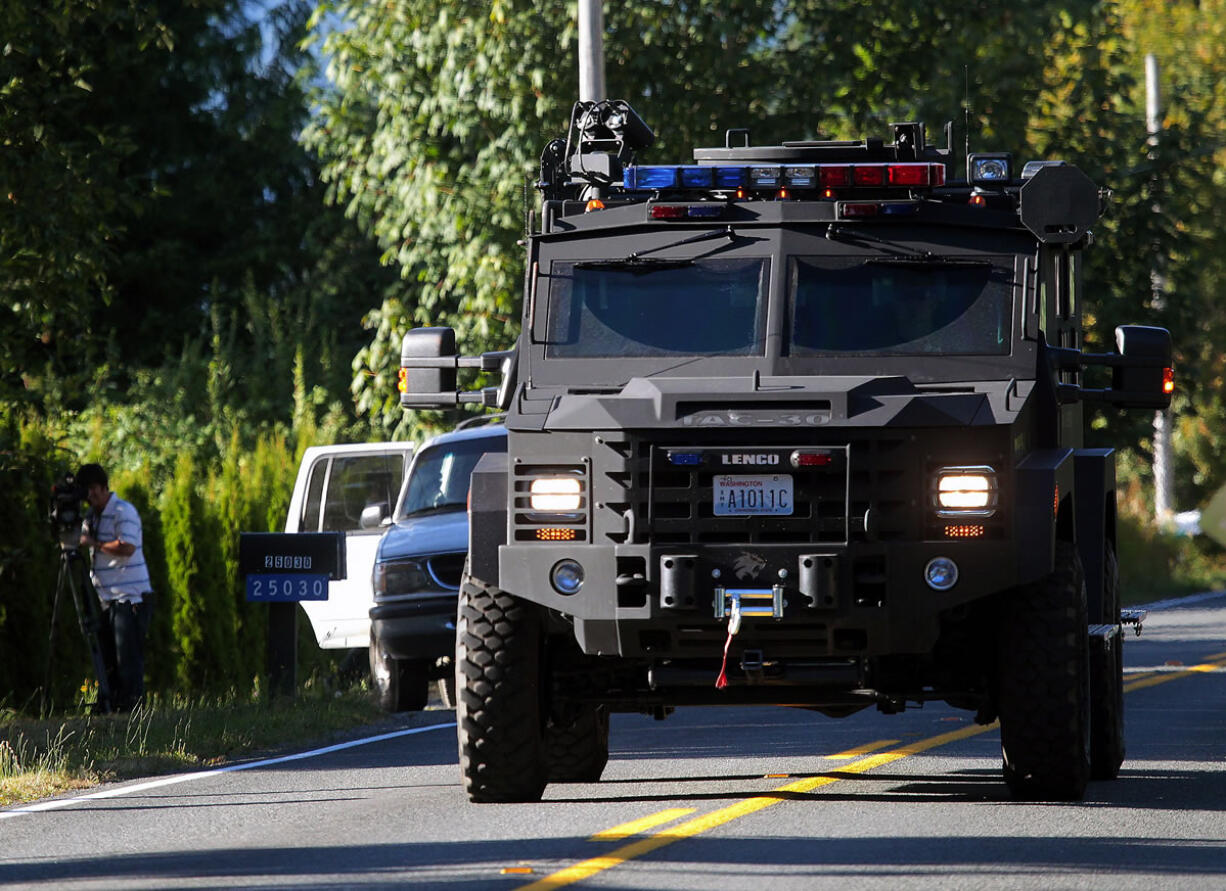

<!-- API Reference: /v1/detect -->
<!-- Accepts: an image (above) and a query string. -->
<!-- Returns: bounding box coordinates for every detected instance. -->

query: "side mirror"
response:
[359,504,387,529]
[1111,325,1173,410]
[1048,324,1173,410]
[399,327,458,408]
[398,326,516,410]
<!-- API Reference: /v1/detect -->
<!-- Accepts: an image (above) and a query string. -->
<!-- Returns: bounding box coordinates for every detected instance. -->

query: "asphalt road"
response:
[3,591,1226,890]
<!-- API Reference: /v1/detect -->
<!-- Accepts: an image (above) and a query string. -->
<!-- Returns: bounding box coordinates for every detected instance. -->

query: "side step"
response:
[1088,608,1147,641]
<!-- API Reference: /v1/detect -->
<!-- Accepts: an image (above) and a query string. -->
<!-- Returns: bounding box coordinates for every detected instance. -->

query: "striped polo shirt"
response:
[87,495,151,603]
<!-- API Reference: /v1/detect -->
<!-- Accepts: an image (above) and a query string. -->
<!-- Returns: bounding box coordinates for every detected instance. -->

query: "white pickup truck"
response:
[284,442,415,652]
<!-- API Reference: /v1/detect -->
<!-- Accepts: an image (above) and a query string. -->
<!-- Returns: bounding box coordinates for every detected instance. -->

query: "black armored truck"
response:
[399,101,1174,803]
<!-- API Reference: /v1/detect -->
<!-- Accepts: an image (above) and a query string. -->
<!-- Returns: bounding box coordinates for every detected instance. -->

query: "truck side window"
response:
[300,458,328,533]
[322,455,406,532]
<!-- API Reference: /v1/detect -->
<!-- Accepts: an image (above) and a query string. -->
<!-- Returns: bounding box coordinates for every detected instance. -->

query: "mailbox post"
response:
[238,532,346,696]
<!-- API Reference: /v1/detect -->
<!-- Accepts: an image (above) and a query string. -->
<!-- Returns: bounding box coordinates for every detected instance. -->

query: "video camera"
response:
[50,473,88,535]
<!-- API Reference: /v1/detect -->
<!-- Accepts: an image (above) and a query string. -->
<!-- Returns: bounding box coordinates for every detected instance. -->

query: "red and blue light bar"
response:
[624,162,945,192]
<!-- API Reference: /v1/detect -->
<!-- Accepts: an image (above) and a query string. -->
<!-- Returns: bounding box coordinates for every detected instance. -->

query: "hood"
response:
[376,509,469,563]
[538,375,1033,430]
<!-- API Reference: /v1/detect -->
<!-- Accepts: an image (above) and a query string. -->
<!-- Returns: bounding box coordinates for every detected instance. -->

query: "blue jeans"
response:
[100,597,152,710]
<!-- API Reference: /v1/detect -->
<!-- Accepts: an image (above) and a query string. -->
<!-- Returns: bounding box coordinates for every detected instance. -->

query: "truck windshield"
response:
[398,436,506,519]
[545,257,768,358]
[789,256,1014,356]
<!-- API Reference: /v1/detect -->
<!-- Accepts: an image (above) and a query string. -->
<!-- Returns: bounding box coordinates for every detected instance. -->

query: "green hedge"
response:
[0,416,299,714]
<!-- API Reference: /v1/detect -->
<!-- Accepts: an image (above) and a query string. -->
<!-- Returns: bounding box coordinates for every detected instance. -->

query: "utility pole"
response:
[1147,53,1175,523]
[578,0,605,103]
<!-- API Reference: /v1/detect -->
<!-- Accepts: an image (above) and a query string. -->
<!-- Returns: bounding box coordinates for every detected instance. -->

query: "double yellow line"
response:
[516,650,1226,890]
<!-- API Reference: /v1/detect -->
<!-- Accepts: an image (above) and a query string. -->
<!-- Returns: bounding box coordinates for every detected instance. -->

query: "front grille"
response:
[629,435,915,545]
[427,553,465,589]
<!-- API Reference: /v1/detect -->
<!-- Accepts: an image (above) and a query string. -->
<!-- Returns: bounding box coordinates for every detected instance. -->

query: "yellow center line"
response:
[522,650,1226,890]
[588,808,696,841]
[1123,657,1226,693]
[824,738,899,760]
[519,726,989,891]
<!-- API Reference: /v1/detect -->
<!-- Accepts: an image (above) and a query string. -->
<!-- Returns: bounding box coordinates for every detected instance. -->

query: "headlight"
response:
[529,477,582,512]
[933,466,998,517]
[372,558,430,598]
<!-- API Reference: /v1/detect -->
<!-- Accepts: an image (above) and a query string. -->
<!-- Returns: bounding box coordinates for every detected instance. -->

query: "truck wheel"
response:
[456,572,548,802]
[548,705,610,783]
[1090,542,1125,780]
[998,540,1090,801]
[368,636,429,713]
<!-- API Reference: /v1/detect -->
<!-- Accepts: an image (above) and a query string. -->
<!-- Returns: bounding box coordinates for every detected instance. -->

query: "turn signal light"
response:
[397,367,408,393]
[536,527,577,541]
[944,524,986,538]
[1163,367,1175,395]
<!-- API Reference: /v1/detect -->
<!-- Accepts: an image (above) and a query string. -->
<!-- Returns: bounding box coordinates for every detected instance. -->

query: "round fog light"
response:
[551,559,585,596]
[924,557,959,591]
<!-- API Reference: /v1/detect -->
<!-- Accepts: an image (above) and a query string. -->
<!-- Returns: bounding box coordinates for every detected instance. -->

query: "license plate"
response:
[713,474,794,516]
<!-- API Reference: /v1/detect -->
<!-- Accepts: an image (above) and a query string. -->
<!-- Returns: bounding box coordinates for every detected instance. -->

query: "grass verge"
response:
[1118,510,1226,605]
[0,684,391,808]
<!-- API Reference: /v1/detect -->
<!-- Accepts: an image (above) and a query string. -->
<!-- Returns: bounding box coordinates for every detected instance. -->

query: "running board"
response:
[1088,608,1147,641]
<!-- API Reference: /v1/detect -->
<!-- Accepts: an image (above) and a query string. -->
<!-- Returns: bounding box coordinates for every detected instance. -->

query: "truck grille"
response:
[426,553,465,589]
[630,436,914,545]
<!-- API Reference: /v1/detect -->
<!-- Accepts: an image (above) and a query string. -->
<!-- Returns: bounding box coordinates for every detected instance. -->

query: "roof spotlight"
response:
[968,153,1012,186]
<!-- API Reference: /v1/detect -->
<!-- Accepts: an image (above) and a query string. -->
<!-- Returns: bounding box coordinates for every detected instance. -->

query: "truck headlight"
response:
[529,477,582,512]
[933,466,998,517]
[372,558,430,598]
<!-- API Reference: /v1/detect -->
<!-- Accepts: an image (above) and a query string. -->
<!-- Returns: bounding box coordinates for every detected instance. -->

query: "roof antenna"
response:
[963,66,972,172]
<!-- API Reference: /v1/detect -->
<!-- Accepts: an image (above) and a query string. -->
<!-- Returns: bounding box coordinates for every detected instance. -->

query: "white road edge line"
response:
[0,720,456,820]
[1138,590,1226,611]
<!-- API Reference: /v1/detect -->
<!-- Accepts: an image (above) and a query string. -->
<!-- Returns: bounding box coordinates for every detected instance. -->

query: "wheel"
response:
[548,705,610,783]
[455,572,548,802]
[1090,542,1125,780]
[997,540,1090,801]
[368,635,429,713]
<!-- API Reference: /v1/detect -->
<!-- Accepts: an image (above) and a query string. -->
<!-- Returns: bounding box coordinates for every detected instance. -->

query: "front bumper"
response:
[499,540,1022,659]
[369,593,456,661]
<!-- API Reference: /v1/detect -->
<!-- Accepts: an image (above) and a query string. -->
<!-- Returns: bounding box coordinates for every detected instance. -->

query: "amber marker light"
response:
[944,524,986,538]
[536,527,578,542]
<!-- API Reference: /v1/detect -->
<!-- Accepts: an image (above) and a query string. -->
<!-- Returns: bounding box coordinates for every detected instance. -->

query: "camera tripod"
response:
[43,539,113,714]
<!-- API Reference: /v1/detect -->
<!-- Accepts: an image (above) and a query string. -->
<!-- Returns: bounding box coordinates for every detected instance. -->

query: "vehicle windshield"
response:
[545,257,768,358]
[789,256,1014,356]
[397,436,506,519]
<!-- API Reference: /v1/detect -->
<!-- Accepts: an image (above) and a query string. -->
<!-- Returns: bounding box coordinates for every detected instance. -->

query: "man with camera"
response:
[76,463,152,711]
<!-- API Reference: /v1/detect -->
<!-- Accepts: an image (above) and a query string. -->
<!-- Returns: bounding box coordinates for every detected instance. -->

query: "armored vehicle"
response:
[399,100,1173,803]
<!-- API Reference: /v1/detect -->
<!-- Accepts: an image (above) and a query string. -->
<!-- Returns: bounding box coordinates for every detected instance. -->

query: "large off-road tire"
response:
[548,705,610,783]
[369,635,429,713]
[998,540,1090,801]
[456,573,548,803]
[1090,542,1125,780]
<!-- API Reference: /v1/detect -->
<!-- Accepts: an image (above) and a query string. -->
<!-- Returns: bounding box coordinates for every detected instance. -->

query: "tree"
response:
[0,1,168,406]
[305,1,1115,434]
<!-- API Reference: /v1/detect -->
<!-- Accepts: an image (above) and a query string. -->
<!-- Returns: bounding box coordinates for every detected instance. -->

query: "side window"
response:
[321,455,406,532]
[300,458,328,533]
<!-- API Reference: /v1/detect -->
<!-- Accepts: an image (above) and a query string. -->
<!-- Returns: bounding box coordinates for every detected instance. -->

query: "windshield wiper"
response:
[577,225,739,269]
[863,255,990,268]
[826,224,930,259]
[574,257,695,271]
[825,224,989,267]
[400,502,465,519]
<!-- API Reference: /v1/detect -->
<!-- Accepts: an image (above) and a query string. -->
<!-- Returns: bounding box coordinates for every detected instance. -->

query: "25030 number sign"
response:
[245,573,329,602]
